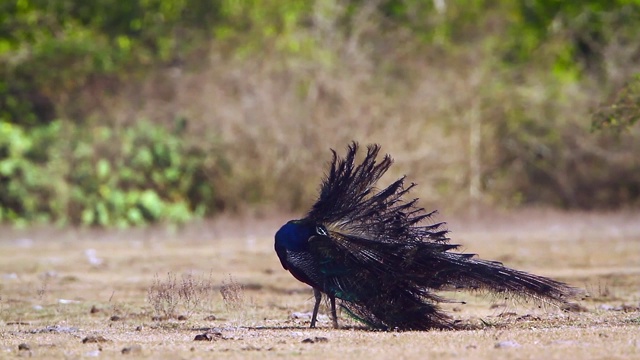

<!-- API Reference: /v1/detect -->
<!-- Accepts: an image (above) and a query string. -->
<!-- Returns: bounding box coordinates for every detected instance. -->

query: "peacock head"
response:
[275,220,327,251]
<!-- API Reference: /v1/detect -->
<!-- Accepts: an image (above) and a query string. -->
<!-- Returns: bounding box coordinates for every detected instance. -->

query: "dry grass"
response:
[105,22,640,213]
[147,271,216,319]
[220,275,246,311]
[1,209,639,359]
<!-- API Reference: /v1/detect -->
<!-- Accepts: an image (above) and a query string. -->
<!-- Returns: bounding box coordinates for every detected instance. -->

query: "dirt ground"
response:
[1,209,639,359]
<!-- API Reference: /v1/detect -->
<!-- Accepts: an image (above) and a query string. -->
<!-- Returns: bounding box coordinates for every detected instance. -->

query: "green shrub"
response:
[592,74,640,132]
[0,119,227,227]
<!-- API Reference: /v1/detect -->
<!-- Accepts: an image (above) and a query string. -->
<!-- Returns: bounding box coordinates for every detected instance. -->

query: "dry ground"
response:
[1,209,639,359]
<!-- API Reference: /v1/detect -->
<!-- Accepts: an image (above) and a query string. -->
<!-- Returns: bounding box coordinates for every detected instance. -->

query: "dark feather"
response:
[275,142,581,330]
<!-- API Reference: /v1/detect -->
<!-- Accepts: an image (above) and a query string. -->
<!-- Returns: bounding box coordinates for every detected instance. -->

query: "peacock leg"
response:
[330,295,338,328]
[310,288,322,328]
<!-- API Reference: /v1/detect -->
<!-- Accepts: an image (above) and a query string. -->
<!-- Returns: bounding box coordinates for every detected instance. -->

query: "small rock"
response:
[84,349,101,357]
[194,333,213,341]
[18,343,30,351]
[85,249,104,266]
[241,345,262,351]
[110,315,121,321]
[16,238,34,248]
[42,270,58,278]
[82,335,110,344]
[122,345,143,354]
[302,337,328,344]
[292,312,313,319]
[495,340,520,349]
[563,303,589,312]
[551,340,579,346]
[194,331,222,342]
[135,325,143,331]
[177,315,188,321]
[58,299,80,304]
[32,325,78,334]
[2,273,18,280]
[618,304,640,312]
[292,312,328,321]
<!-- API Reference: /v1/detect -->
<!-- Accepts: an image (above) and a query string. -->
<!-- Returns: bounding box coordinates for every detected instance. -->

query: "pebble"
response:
[495,340,520,349]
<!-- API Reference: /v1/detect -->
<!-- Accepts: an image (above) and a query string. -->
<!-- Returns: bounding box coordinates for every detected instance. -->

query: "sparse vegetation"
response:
[220,275,246,311]
[147,271,216,319]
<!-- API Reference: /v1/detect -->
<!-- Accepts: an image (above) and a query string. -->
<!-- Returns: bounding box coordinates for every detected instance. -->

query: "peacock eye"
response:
[315,225,328,236]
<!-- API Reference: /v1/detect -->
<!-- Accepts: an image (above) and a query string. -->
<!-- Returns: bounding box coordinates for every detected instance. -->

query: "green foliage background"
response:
[1,0,640,226]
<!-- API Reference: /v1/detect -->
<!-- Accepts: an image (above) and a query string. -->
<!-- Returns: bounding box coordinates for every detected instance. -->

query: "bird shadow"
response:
[191,325,372,332]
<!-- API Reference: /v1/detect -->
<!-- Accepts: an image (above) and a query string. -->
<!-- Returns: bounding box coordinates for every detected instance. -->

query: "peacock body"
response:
[275,142,579,330]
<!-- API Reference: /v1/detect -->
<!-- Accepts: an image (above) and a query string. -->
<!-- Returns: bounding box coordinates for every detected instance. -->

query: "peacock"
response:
[274,142,580,330]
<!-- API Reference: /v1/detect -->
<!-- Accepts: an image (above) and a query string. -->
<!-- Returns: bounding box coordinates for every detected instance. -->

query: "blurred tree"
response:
[2,0,640,225]
[592,74,640,131]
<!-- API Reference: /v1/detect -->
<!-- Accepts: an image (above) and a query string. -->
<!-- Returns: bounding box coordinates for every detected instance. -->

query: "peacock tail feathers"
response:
[275,142,581,331]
